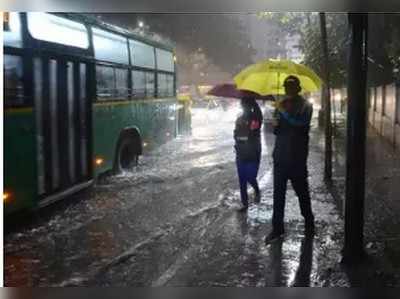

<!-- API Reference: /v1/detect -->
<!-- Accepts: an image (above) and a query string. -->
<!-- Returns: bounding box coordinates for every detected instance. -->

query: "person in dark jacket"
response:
[265,75,315,243]
[234,97,263,212]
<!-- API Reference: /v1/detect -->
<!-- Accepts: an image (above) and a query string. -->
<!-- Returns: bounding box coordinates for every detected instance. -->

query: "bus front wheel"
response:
[115,136,139,172]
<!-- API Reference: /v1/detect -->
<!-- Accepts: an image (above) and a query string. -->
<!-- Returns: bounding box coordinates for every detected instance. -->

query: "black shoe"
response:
[264,230,284,244]
[237,205,248,213]
[254,191,261,204]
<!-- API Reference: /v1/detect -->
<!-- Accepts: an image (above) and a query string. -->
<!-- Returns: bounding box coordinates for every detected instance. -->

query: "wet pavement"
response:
[329,116,400,287]
[5,107,358,286]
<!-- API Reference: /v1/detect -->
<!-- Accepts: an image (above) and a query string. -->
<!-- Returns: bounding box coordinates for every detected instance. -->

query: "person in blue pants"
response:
[234,98,263,212]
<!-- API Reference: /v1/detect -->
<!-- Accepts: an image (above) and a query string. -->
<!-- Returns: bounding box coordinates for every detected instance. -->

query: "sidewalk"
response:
[328,118,400,286]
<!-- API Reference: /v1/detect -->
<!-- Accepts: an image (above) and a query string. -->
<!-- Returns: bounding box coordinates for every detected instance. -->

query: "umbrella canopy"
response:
[207,83,275,101]
[234,59,323,96]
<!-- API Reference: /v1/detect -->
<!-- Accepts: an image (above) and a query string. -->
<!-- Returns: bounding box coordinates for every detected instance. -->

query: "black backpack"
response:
[234,116,251,141]
[234,116,260,161]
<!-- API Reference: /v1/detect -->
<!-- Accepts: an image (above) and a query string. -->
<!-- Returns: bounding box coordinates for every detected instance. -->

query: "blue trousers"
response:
[236,158,260,206]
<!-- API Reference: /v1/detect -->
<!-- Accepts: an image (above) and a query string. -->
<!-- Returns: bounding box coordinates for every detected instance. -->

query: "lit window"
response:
[4,12,22,47]
[93,28,129,64]
[27,13,89,49]
[130,40,155,69]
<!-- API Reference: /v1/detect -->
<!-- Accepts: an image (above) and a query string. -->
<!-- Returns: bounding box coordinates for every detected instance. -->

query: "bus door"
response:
[33,56,93,200]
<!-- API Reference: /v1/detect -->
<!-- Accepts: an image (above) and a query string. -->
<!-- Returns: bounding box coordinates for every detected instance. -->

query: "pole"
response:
[319,13,332,182]
[277,72,280,98]
[342,13,368,263]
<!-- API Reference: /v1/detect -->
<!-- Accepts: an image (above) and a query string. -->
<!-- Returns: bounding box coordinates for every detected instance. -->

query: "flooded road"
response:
[5,107,349,286]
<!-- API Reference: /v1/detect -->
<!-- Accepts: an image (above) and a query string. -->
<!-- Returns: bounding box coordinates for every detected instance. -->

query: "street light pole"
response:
[342,13,368,263]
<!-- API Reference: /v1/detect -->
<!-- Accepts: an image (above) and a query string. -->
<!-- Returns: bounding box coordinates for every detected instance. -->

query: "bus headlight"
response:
[3,192,11,203]
[95,157,104,166]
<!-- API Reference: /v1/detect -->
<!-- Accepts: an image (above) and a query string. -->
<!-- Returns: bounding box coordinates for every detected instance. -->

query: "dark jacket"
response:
[234,101,263,162]
[273,95,313,167]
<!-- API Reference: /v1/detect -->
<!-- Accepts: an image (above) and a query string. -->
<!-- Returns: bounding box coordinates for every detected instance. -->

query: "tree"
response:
[251,16,288,60]
[300,13,348,89]
[258,13,349,88]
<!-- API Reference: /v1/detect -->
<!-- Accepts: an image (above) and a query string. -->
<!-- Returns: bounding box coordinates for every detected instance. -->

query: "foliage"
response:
[257,12,309,36]
[258,12,400,89]
[301,13,349,88]
[368,14,400,84]
[259,12,349,88]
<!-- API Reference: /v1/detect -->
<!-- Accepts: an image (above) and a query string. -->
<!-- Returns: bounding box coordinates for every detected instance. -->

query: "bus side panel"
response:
[147,99,178,144]
[4,109,38,214]
[92,101,141,175]
[92,99,178,176]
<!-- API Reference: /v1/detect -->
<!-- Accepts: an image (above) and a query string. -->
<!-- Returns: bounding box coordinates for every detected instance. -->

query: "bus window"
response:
[157,73,168,98]
[4,12,22,48]
[156,48,174,72]
[96,65,115,100]
[166,74,175,97]
[115,68,128,99]
[27,13,89,49]
[132,70,146,98]
[145,72,155,98]
[3,12,9,30]
[129,40,155,69]
[93,28,129,65]
[4,55,25,107]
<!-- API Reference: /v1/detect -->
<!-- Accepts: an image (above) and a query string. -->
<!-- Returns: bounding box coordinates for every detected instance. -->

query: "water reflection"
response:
[265,235,315,287]
[236,212,265,286]
[268,238,285,286]
[292,235,314,286]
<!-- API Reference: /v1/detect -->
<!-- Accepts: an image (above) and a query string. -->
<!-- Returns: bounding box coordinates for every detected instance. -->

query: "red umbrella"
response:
[207,83,274,101]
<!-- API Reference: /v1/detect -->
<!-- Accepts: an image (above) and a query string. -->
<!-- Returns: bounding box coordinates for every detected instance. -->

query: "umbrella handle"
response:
[277,72,280,99]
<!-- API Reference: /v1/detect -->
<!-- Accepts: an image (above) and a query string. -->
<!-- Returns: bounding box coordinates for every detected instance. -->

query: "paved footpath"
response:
[329,119,400,287]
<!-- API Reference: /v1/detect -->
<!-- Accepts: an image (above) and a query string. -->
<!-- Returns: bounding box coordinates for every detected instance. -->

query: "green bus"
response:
[4,12,181,214]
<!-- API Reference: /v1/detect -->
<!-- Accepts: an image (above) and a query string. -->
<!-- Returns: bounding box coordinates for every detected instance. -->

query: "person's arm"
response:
[279,103,312,127]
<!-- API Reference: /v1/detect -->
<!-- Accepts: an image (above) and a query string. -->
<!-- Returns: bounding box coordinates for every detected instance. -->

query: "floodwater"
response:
[5,106,349,286]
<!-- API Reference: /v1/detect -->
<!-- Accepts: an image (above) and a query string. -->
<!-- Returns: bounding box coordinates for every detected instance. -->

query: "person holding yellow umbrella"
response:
[266,75,315,243]
[234,60,321,243]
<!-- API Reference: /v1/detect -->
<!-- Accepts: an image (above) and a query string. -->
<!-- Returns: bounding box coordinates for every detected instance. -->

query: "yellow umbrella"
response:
[234,59,323,96]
